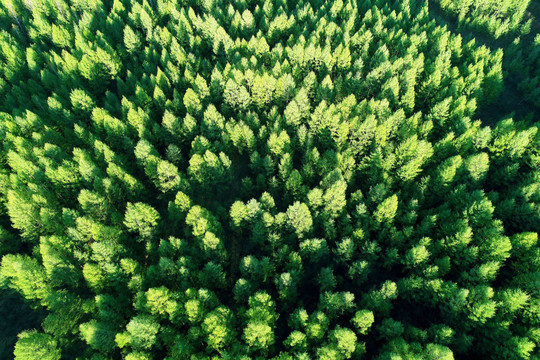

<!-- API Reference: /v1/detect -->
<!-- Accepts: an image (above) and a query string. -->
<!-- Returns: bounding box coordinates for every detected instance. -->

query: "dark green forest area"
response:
[0,0,539,359]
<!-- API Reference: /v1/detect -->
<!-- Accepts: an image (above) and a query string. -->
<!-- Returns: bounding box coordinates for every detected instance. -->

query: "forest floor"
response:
[426,0,539,127]
[0,290,44,360]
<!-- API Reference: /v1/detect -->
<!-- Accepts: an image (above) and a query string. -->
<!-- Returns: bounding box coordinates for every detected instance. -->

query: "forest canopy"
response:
[0,0,539,359]
[433,0,532,38]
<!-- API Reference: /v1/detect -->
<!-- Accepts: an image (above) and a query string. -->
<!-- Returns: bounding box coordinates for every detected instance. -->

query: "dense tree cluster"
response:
[0,0,538,359]
[507,33,540,109]
[433,0,532,38]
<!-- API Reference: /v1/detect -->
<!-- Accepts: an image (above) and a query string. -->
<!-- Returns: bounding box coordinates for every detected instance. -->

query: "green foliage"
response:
[201,306,235,351]
[124,25,142,54]
[286,202,313,238]
[434,0,531,38]
[79,320,116,352]
[124,202,160,239]
[0,0,537,359]
[14,331,60,360]
[374,195,399,225]
[351,310,375,335]
[243,292,278,353]
[329,326,358,358]
[116,315,160,350]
